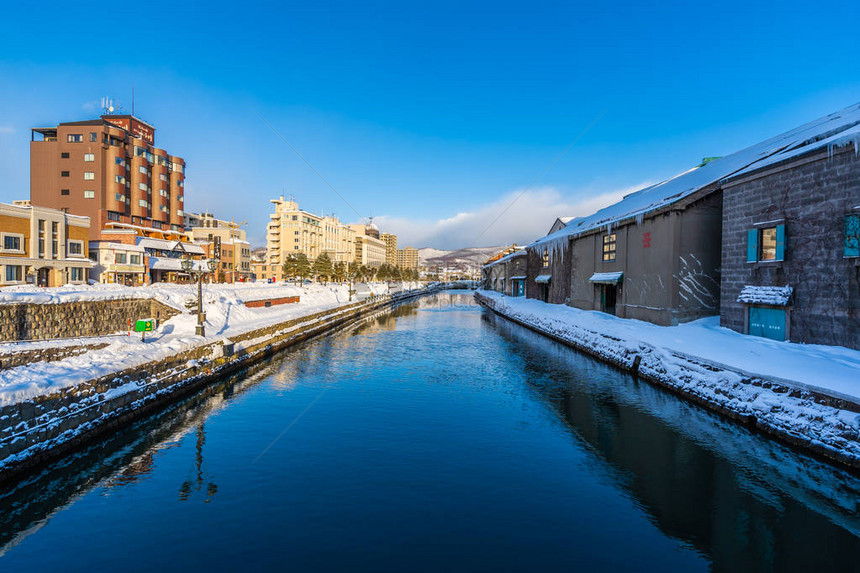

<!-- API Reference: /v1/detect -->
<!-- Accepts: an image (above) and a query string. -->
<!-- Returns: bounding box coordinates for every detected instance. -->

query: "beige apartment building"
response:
[0,201,92,287]
[397,246,419,270]
[350,222,387,267]
[187,212,252,282]
[30,115,186,241]
[380,232,397,265]
[265,197,355,279]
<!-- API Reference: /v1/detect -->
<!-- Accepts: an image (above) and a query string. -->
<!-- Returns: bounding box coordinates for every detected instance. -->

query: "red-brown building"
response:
[30,115,186,241]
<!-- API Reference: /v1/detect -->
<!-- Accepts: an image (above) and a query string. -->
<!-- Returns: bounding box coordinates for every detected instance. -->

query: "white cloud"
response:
[374,184,649,250]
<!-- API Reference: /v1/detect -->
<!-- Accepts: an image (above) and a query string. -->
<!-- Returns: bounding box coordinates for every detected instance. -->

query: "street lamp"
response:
[182,255,218,336]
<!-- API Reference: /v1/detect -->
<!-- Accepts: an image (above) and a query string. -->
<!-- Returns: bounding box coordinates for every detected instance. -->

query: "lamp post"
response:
[182,255,218,337]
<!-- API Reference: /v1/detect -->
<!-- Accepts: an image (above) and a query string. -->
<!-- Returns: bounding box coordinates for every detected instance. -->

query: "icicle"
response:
[635,212,644,226]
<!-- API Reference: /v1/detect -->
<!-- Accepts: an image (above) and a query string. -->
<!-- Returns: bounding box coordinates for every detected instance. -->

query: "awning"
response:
[737,285,792,306]
[510,275,526,280]
[150,258,211,272]
[535,274,551,284]
[589,271,623,284]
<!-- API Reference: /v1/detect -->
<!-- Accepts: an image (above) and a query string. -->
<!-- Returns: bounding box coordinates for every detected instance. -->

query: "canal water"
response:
[0,292,858,572]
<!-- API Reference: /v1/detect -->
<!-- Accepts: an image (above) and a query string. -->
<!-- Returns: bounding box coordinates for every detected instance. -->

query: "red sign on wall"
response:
[642,232,651,248]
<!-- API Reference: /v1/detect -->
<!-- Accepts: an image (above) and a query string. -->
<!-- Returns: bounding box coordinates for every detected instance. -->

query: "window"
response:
[61,152,70,159]
[139,165,147,174]
[107,211,122,222]
[84,190,95,199]
[130,254,141,265]
[542,249,549,267]
[139,199,148,207]
[61,171,70,177]
[602,234,617,262]
[115,192,124,202]
[160,174,167,181]
[5,265,22,282]
[115,175,126,184]
[67,240,83,256]
[84,171,95,180]
[134,146,146,157]
[115,253,127,264]
[61,189,70,196]
[70,267,84,281]
[139,183,147,191]
[160,189,168,197]
[115,157,125,166]
[152,220,163,229]
[67,134,83,143]
[84,153,95,162]
[2,234,23,252]
[844,214,860,258]
[89,132,98,142]
[747,224,785,263]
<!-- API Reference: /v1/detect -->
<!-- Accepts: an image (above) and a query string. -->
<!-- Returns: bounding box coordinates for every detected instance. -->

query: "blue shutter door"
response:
[748,306,787,341]
[845,214,860,258]
[775,224,786,261]
[746,229,758,262]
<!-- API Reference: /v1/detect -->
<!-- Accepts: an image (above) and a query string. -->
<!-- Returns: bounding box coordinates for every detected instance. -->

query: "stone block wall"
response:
[0,298,181,342]
[720,147,860,349]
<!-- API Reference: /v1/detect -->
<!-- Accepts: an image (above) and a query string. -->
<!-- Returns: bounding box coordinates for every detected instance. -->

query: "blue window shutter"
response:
[775,224,786,261]
[746,229,758,262]
[845,214,860,257]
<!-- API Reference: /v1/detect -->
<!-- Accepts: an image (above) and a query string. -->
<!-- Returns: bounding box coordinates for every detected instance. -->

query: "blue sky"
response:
[1,1,858,249]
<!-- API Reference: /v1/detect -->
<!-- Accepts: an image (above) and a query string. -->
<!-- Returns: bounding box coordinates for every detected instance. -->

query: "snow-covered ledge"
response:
[475,289,860,469]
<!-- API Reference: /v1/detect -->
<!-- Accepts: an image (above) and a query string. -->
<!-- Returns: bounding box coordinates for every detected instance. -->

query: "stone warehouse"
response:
[720,133,860,349]
[488,101,860,344]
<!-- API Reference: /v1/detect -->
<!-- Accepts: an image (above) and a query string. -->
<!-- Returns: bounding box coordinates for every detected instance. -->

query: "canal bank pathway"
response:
[476,289,860,470]
[0,291,857,572]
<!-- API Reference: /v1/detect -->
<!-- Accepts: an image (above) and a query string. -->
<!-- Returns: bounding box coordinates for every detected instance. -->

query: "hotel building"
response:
[265,197,356,279]
[350,222,387,268]
[30,115,187,241]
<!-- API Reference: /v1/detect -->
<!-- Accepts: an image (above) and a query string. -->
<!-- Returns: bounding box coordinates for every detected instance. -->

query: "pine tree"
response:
[313,253,334,283]
[295,253,312,281]
[334,261,347,282]
[282,253,299,283]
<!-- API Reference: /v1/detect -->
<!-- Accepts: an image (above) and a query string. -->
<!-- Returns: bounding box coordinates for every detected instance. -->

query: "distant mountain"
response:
[418,246,507,274]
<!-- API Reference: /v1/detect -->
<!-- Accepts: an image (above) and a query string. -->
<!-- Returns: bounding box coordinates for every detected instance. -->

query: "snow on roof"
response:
[482,247,526,269]
[149,258,211,271]
[91,242,145,252]
[137,238,206,255]
[737,285,793,306]
[589,271,623,283]
[532,102,860,249]
[731,123,860,179]
[534,274,551,283]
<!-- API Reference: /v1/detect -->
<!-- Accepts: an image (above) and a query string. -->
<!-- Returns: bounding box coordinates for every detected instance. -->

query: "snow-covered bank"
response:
[0,282,420,405]
[476,290,860,468]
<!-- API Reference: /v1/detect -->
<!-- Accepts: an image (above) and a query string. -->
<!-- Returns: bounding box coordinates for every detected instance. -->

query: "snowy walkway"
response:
[0,282,415,406]
[477,290,860,403]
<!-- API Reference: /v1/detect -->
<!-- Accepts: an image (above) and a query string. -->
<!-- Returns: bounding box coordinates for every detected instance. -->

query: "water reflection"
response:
[0,361,275,553]
[485,311,860,571]
[0,291,857,572]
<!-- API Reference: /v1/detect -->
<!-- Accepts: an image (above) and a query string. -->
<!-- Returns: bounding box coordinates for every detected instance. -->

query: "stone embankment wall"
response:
[0,298,180,342]
[0,287,438,482]
[475,291,860,471]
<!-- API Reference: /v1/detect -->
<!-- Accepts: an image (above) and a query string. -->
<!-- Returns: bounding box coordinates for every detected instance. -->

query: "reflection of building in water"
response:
[487,313,860,570]
[178,423,217,503]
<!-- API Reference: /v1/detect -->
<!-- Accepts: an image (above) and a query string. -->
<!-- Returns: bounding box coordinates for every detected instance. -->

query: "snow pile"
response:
[0,281,423,405]
[737,285,793,306]
[476,290,860,466]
